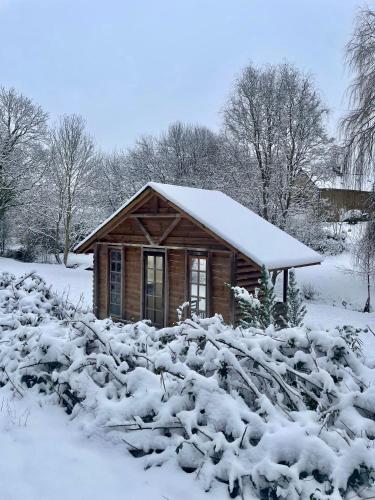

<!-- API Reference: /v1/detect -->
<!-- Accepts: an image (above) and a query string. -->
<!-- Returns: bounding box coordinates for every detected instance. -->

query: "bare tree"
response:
[352,222,375,312]
[98,122,225,200]
[223,62,330,227]
[341,7,375,185]
[48,115,95,266]
[0,87,47,246]
[94,151,132,214]
[341,7,375,272]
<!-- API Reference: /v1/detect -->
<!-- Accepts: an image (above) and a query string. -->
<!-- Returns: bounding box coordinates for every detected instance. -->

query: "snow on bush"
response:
[0,272,375,498]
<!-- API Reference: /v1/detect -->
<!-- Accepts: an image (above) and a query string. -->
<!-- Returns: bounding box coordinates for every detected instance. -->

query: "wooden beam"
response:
[98,241,233,254]
[134,217,155,245]
[128,213,179,219]
[158,215,181,245]
[93,243,99,317]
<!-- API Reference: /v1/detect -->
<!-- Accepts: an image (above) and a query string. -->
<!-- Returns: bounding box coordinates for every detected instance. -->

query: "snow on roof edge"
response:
[75,182,323,270]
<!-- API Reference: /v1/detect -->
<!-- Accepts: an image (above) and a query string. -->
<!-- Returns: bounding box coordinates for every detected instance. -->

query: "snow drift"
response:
[0,272,374,499]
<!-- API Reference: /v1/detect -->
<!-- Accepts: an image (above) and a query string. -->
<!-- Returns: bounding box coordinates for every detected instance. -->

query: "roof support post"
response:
[283,269,289,303]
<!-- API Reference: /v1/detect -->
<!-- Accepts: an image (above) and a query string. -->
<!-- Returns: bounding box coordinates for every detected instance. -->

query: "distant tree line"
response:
[0,49,371,266]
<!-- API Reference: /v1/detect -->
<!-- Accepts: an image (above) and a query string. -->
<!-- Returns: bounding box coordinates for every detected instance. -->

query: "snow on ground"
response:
[0,250,375,498]
[0,254,93,308]
[275,252,375,365]
[0,388,221,500]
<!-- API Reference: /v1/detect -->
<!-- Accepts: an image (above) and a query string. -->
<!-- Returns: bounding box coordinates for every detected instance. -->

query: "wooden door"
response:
[144,251,165,328]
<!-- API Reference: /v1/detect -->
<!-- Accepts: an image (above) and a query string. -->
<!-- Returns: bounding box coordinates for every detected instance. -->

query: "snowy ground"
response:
[0,253,93,308]
[0,251,374,499]
[0,389,219,500]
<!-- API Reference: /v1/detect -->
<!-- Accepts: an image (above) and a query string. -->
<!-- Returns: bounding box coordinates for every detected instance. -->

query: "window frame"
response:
[188,253,209,319]
[108,247,123,318]
[143,250,165,328]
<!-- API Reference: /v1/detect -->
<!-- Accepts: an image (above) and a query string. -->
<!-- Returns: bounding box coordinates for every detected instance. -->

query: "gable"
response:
[81,188,233,254]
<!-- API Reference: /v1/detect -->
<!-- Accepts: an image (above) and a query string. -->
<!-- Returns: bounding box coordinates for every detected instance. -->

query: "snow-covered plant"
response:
[231,286,261,328]
[302,281,318,300]
[258,265,276,328]
[232,266,276,329]
[176,301,189,324]
[286,268,306,327]
[0,272,375,498]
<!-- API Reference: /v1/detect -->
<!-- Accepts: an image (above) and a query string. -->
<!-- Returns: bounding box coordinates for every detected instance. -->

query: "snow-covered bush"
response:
[288,220,346,256]
[232,265,277,329]
[0,272,374,498]
[302,281,319,301]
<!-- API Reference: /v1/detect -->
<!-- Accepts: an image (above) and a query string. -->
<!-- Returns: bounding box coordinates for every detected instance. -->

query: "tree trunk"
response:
[63,203,72,267]
[63,220,70,267]
[364,273,371,312]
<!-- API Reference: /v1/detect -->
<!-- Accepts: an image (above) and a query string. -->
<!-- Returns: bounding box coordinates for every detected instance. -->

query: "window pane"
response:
[147,268,154,283]
[155,310,164,327]
[192,258,199,270]
[191,284,198,297]
[111,304,120,316]
[199,298,206,312]
[156,256,163,270]
[191,271,198,284]
[155,296,163,310]
[156,270,163,283]
[199,273,206,285]
[155,283,163,297]
[109,251,122,317]
[199,285,206,298]
[199,258,206,271]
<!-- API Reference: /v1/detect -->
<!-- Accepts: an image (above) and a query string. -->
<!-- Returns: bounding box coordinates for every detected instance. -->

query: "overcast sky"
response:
[0,0,364,150]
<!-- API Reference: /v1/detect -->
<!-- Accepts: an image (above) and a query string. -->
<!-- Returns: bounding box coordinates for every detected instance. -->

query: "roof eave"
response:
[267,260,322,272]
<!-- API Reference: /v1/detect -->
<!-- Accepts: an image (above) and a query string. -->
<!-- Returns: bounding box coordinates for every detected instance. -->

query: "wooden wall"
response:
[235,254,262,293]
[96,244,108,318]
[320,188,373,221]
[95,245,235,325]
[124,247,141,322]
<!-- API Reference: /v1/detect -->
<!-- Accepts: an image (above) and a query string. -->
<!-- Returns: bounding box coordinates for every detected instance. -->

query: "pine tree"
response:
[233,287,261,328]
[258,265,276,328]
[286,268,306,327]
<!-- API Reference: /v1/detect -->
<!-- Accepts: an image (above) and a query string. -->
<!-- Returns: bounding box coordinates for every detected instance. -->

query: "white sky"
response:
[0,0,363,150]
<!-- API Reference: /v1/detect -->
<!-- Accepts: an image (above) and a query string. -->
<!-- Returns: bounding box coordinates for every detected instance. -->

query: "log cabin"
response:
[75,183,322,327]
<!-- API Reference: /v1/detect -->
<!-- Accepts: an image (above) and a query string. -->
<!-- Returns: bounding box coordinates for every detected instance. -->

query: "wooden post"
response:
[283,269,289,303]
[121,245,126,320]
[229,252,236,325]
[164,249,169,327]
[93,243,99,317]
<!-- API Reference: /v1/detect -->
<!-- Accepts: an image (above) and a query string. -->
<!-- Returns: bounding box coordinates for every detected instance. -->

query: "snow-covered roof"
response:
[75,182,322,270]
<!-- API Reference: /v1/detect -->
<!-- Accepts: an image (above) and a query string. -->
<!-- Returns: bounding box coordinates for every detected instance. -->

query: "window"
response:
[144,252,165,328]
[190,256,207,318]
[109,249,122,317]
